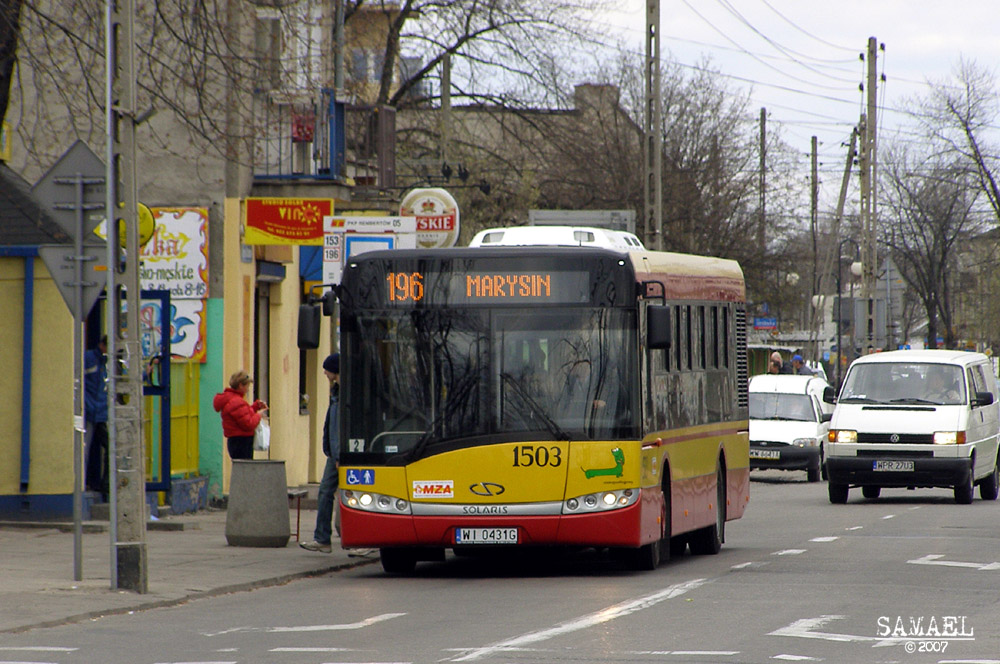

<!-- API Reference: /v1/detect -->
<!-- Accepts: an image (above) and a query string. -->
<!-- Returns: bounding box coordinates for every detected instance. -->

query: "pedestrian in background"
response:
[83,335,109,495]
[792,354,815,376]
[301,353,341,553]
[213,370,267,460]
[767,351,783,375]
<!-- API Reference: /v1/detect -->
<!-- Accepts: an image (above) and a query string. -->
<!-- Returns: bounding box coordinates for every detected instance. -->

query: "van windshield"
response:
[750,393,816,422]
[840,362,966,406]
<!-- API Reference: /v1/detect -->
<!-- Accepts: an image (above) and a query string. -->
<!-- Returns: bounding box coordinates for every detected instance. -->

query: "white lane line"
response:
[772,549,806,556]
[846,526,863,531]
[271,648,356,652]
[449,578,708,662]
[621,651,738,656]
[773,655,820,661]
[270,612,406,633]
[731,561,754,569]
[0,661,60,664]
[882,514,895,520]
[809,536,838,542]
[152,661,237,664]
[939,660,1000,663]
[0,648,77,652]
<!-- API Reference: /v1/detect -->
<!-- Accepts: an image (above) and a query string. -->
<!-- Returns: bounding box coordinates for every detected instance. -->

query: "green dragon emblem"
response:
[584,447,625,478]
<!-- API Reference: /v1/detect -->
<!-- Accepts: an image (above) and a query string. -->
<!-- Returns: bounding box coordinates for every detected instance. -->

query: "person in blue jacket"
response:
[84,335,109,495]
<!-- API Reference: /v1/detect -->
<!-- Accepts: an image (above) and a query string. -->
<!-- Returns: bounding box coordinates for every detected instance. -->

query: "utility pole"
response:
[809,135,818,359]
[759,108,766,249]
[643,0,663,250]
[440,53,451,167]
[106,0,148,593]
[859,37,880,353]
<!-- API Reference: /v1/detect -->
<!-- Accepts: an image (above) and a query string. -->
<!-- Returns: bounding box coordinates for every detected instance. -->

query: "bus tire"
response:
[380,547,417,574]
[689,463,725,555]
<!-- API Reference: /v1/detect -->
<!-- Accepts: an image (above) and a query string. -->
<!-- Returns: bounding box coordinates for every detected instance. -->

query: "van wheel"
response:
[980,457,999,501]
[828,482,849,504]
[954,463,975,504]
[862,485,881,499]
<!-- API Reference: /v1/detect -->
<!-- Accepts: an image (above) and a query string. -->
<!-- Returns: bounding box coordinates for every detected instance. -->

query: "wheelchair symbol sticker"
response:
[346,468,375,485]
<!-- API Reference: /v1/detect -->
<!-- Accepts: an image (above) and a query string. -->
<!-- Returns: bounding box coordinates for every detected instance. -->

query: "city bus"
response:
[336,245,749,573]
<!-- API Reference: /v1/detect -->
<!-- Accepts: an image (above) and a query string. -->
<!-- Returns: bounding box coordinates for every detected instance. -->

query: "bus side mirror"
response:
[322,289,337,316]
[298,303,321,349]
[647,305,672,350]
[823,386,837,404]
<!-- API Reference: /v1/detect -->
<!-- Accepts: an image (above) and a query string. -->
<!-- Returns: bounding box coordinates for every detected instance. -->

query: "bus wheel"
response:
[631,538,661,571]
[689,464,725,555]
[380,547,417,574]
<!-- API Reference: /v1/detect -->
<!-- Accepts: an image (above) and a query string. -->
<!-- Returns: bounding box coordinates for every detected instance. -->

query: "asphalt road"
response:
[4,469,1000,663]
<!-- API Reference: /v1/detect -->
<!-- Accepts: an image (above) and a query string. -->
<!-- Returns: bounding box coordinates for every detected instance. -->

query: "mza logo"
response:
[413,480,454,499]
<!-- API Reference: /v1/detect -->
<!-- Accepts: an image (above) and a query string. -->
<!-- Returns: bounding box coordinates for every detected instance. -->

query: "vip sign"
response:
[244,197,333,245]
[399,188,460,248]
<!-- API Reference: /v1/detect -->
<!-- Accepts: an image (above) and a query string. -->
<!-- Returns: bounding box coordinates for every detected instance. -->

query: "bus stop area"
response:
[0,501,377,634]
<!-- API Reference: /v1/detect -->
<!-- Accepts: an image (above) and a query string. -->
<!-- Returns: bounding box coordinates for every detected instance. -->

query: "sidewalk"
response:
[0,505,377,634]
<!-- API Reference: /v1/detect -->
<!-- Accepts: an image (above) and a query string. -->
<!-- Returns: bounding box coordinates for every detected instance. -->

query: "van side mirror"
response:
[821,412,832,422]
[823,386,837,404]
[973,391,995,407]
[298,303,321,349]
[647,305,671,350]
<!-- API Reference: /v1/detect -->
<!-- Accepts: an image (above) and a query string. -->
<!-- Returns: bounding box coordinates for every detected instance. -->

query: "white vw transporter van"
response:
[825,350,1000,504]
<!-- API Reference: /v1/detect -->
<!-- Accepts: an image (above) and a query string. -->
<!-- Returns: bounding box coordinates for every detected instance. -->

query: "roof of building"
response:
[0,163,70,246]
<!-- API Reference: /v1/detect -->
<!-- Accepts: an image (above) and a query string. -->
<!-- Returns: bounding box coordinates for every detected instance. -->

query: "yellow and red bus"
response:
[336,245,749,573]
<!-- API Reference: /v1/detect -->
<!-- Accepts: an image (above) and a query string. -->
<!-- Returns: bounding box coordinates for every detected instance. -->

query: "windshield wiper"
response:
[500,372,571,442]
[839,396,881,403]
[888,398,936,405]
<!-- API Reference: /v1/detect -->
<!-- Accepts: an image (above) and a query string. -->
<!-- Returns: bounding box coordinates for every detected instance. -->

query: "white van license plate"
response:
[751,449,780,460]
[873,460,914,472]
[455,527,518,544]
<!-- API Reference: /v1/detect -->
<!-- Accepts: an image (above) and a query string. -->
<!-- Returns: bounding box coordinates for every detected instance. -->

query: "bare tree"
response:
[0,0,24,124]
[917,58,1000,225]
[880,145,984,349]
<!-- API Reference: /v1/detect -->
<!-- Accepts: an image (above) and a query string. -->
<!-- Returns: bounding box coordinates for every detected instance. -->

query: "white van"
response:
[749,374,832,482]
[825,349,1000,504]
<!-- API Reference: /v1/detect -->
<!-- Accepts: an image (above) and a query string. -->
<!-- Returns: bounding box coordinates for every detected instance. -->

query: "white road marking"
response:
[731,561,754,569]
[939,660,1000,663]
[770,615,882,643]
[270,612,406,633]
[202,612,405,636]
[622,651,738,656]
[809,536,838,542]
[846,526,863,531]
[152,661,237,664]
[908,554,1000,571]
[0,661,60,664]
[0,649,76,652]
[270,648,355,652]
[773,655,820,661]
[882,514,895,520]
[772,549,806,556]
[449,578,708,662]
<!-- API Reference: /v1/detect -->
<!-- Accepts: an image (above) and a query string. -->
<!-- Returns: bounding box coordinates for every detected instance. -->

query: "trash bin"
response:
[225,460,291,547]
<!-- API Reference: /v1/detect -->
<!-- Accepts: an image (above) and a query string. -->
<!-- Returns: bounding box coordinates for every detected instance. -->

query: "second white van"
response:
[825,349,1000,504]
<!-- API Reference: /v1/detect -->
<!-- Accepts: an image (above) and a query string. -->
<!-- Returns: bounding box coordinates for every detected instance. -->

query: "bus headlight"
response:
[563,489,638,514]
[934,431,966,445]
[341,489,411,514]
[829,429,857,443]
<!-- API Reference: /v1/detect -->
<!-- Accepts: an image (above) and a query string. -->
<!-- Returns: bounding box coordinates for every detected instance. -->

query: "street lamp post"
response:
[836,238,861,389]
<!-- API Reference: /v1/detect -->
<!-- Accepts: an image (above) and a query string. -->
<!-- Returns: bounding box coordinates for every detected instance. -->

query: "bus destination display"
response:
[383,270,590,306]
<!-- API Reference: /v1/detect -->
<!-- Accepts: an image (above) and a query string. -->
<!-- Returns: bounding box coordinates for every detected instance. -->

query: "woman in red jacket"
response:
[213,370,268,460]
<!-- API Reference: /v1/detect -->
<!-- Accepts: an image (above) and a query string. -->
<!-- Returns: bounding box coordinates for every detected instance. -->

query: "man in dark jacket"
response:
[301,353,340,553]
[84,336,109,494]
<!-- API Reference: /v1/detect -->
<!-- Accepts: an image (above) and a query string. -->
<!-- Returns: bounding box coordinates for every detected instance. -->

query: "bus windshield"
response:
[342,307,638,464]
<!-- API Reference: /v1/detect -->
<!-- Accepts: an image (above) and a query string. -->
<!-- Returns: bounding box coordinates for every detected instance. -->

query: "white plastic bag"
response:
[253,420,270,452]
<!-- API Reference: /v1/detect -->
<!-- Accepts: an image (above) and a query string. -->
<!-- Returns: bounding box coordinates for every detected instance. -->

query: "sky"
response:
[595,0,1000,198]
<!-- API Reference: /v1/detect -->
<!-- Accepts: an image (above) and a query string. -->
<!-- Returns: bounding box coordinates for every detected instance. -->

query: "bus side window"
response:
[685,305,693,371]
[698,305,706,370]
[673,305,682,371]
[710,306,719,369]
[722,306,730,368]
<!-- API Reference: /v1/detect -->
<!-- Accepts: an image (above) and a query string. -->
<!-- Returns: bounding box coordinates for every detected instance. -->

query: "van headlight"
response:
[933,431,966,445]
[793,437,818,448]
[828,429,857,443]
[341,489,411,514]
